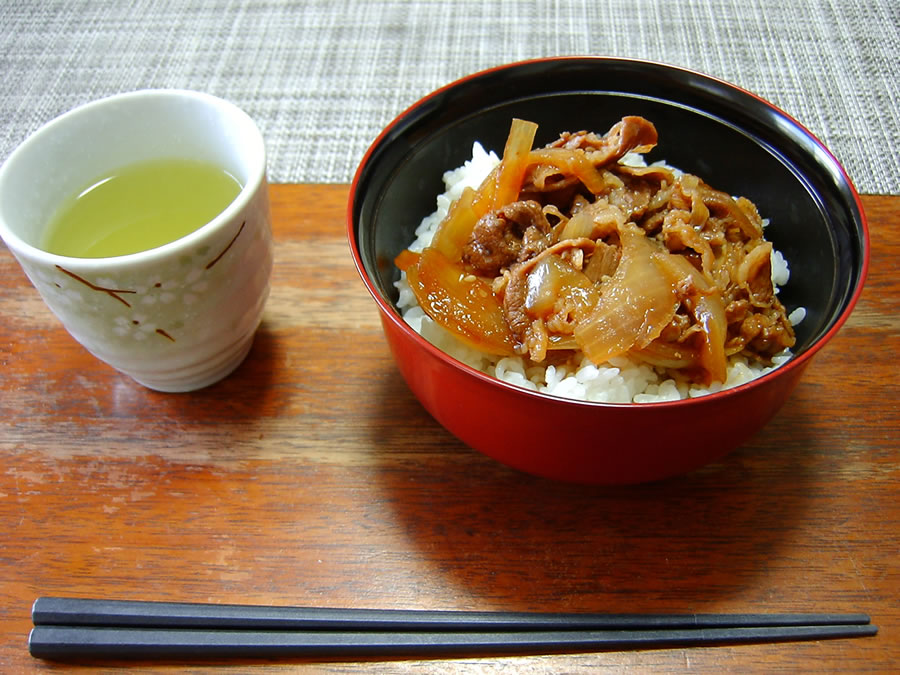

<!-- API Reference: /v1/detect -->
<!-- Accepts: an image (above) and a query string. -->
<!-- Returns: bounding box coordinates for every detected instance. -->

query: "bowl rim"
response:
[347,55,870,409]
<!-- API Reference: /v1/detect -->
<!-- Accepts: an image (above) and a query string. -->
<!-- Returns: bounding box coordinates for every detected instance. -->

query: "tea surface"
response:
[42,158,242,257]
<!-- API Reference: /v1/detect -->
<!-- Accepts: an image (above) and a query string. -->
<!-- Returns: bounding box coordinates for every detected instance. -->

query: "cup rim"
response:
[0,88,267,270]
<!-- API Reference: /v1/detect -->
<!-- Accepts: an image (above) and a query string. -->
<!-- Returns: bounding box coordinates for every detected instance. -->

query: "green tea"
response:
[42,158,243,258]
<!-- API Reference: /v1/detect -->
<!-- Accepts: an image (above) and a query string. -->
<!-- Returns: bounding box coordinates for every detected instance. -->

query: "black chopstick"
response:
[28,598,877,661]
[29,624,878,660]
[31,597,873,632]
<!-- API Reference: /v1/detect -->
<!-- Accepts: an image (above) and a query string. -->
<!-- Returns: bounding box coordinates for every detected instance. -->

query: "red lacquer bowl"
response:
[348,57,868,484]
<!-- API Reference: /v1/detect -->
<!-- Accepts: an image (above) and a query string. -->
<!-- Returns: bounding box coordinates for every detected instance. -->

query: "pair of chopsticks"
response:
[28,597,877,661]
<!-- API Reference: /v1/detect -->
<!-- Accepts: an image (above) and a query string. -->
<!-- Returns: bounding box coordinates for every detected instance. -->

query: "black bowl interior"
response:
[352,58,867,355]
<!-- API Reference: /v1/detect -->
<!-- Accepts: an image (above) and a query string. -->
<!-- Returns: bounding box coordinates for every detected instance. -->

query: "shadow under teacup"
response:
[0,90,273,392]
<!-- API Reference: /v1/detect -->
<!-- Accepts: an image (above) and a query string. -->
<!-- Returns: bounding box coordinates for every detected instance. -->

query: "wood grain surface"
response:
[1,186,897,672]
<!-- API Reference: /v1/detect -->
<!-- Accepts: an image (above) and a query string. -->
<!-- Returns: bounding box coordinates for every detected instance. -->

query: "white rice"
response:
[396,143,801,403]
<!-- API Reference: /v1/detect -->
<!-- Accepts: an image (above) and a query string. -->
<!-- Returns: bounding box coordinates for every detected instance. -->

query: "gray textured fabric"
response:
[1,0,897,194]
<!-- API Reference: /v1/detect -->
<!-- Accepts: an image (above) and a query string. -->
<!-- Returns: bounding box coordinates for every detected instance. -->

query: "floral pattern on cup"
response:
[24,219,248,347]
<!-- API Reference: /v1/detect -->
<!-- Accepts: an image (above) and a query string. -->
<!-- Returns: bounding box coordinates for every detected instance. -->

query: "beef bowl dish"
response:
[348,57,868,484]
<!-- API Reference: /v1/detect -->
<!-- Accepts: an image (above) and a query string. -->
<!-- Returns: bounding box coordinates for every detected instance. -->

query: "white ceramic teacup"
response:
[0,90,273,392]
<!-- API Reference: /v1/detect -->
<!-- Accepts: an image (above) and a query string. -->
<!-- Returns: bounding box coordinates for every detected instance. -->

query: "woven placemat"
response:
[1,0,897,194]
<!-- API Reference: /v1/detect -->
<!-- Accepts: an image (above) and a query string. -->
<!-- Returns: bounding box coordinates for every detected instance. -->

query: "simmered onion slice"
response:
[399,247,516,356]
[653,251,729,385]
[574,224,679,364]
